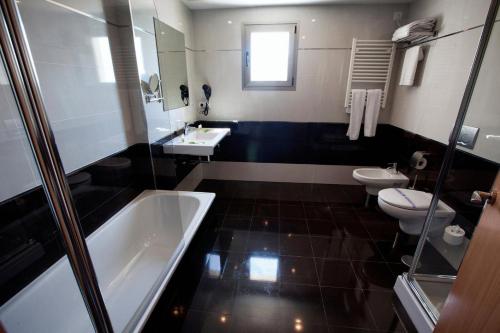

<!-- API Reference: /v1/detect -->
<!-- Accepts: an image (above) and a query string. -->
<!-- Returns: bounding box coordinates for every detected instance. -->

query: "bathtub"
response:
[0,190,215,333]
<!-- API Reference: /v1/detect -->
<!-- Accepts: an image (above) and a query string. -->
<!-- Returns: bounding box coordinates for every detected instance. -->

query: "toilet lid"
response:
[379,188,432,211]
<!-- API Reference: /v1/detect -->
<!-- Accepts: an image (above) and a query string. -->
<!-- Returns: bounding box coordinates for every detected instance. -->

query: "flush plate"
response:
[457,125,479,149]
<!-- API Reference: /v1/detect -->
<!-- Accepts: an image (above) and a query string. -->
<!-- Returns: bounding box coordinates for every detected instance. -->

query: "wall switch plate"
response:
[457,125,479,149]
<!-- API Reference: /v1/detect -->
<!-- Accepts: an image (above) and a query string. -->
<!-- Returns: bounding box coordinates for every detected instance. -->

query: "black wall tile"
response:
[195,121,400,166]
[0,143,155,305]
[195,121,498,237]
[150,131,199,190]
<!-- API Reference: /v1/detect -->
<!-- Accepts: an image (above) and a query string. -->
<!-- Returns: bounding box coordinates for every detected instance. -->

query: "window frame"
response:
[242,23,298,90]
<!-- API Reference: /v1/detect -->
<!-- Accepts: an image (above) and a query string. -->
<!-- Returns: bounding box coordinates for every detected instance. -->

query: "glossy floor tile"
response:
[144,180,416,333]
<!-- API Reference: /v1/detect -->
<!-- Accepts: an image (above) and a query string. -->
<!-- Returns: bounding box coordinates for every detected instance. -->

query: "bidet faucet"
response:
[184,122,194,135]
[387,162,398,174]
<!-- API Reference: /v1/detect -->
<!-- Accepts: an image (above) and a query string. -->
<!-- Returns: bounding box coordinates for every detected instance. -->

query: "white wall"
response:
[20,0,141,172]
[191,4,408,123]
[458,19,500,163]
[0,0,150,202]
[0,63,41,202]
[388,0,492,144]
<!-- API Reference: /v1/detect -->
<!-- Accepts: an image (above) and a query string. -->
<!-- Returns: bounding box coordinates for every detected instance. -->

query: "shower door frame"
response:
[0,1,113,332]
[403,0,500,325]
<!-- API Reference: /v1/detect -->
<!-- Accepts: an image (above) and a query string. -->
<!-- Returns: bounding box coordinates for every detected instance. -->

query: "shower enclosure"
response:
[396,0,500,330]
[0,0,185,332]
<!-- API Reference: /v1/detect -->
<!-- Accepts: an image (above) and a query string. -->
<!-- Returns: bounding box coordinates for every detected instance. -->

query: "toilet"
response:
[378,188,456,236]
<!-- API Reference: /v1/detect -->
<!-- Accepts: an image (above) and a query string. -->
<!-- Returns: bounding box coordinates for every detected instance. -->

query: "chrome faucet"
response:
[184,122,193,136]
[387,162,398,174]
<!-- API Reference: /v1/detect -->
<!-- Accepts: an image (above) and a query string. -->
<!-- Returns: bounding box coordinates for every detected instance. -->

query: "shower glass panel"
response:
[14,0,189,331]
[0,45,96,332]
[408,4,500,323]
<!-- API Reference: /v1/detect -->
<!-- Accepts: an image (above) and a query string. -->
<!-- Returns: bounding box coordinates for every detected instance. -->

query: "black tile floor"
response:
[144,180,418,333]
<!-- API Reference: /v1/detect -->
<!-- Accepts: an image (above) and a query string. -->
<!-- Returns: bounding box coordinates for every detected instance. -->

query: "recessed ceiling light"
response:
[311,18,316,23]
[227,20,233,24]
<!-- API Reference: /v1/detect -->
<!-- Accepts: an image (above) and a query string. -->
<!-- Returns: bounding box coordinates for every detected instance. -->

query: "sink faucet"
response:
[387,162,398,174]
[184,122,194,136]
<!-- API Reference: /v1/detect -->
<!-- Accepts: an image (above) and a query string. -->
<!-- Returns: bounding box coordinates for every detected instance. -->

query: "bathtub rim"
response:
[0,189,216,333]
[128,190,215,333]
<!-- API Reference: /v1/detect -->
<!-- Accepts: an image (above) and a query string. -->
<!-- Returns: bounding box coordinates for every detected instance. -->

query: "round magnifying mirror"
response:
[140,80,152,95]
[149,73,160,93]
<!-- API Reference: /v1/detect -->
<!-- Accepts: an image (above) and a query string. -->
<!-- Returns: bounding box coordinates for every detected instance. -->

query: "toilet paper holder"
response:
[410,151,429,170]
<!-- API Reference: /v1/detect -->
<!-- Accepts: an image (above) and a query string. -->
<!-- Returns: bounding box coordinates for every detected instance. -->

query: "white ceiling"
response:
[183,0,414,10]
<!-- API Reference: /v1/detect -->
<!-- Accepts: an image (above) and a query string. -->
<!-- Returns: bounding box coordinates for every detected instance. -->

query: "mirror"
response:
[149,73,160,93]
[154,18,189,111]
[140,74,162,104]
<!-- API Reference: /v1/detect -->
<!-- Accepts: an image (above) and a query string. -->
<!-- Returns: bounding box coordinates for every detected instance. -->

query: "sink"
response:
[353,168,409,195]
[164,128,230,156]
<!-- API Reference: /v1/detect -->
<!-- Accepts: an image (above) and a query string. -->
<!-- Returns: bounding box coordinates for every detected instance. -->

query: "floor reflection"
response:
[144,180,416,333]
[249,256,278,282]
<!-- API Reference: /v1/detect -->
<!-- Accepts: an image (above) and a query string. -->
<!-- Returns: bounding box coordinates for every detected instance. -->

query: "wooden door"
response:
[435,171,500,332]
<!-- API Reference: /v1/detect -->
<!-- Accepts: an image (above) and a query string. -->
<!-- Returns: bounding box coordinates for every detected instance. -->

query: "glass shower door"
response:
[1,0,187,331]
[0,42,97,333]
[407,1,500,323]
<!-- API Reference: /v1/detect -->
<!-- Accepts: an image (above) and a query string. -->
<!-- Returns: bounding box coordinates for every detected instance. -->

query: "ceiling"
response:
[183,0,414,10]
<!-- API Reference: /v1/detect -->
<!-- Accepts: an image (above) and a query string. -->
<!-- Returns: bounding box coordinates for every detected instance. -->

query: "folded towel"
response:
[364,89,382,137]
[346,89,367,140]
[392,18,436,42]
[399,46,424,86]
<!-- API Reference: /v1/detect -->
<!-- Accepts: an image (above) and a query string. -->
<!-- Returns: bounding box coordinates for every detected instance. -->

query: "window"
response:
[242,23,298,90]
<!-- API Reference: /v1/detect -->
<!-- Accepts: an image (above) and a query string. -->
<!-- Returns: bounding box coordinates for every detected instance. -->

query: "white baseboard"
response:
[202,161,367,185]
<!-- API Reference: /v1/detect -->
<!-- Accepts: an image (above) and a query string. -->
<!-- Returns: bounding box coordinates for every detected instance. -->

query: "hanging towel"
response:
[364,89,382,137]
[399,46,424,86]
[346,89,367,140]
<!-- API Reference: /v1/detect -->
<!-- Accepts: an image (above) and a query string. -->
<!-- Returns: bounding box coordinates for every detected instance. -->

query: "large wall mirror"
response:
[154,18,189,111]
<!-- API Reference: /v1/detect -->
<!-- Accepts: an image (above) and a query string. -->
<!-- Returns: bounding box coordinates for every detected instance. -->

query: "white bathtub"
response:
[0,190,215,333]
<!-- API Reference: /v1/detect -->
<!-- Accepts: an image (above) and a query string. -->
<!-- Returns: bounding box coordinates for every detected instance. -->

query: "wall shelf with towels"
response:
[391,18,437,45]
[344,39,396,109]
[394,31,435,44]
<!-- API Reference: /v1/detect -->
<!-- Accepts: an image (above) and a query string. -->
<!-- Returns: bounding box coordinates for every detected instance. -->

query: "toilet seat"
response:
[378,188,456,218]
[378,188,432,211]
[377,188,456,236]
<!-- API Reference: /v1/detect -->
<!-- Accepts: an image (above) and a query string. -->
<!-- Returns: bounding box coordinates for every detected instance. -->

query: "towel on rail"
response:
[346,89,367,141]
[364,89,382,137]
[399,45,424,86]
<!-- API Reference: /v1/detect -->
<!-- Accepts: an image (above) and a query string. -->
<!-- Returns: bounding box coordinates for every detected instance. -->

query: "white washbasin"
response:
[164,128,230,156]
[353,168,409,195]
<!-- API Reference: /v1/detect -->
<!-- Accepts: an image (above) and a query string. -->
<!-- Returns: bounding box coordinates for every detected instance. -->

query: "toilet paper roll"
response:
[415,157,427,170]
[410,151,428,170]
[443,225,465,246]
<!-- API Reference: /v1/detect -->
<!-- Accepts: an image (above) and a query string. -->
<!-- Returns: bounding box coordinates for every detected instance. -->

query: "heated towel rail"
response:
[344,39,396,109]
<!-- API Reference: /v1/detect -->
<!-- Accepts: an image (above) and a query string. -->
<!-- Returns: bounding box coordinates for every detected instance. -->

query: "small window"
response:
[242,23,298,90]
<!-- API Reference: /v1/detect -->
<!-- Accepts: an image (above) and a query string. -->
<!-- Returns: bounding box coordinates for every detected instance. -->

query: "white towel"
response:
[399,46,424,86]
[364,89,382,137]
[346,89,367,141]
[392,18,436,42]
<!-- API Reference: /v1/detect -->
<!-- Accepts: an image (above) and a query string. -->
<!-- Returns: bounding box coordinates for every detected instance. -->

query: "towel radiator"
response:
[344,39,396,109]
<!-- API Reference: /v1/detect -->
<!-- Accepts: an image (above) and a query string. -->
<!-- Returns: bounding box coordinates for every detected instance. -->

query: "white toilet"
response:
[378,188,456,236]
